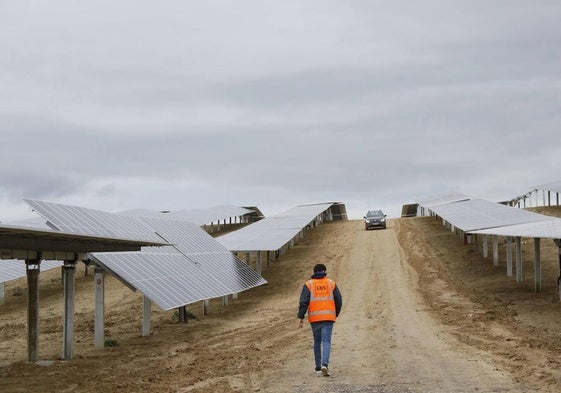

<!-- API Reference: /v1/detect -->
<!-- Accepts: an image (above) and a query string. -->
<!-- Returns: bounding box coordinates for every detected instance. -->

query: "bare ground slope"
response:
[1,212,561,392]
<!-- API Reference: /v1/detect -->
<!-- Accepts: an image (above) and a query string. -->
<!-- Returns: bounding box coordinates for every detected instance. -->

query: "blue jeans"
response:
[311,321,334,369]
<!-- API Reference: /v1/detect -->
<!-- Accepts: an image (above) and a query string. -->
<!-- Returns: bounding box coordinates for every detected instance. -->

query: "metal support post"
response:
[506,237,513,277]
[94,266,105,349]
[203,299,210,316]
[62,260,77,360]
[515,237,522,284]
[534,238,541,293]
[555,240,561,300]
[493,236,499,266]
[142,296,151,335]
[178,306,187,323]
[0,282,5,306]
[26,258,41,362]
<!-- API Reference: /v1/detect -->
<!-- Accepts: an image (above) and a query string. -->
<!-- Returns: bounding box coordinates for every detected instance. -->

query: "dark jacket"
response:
[297,271,342,321]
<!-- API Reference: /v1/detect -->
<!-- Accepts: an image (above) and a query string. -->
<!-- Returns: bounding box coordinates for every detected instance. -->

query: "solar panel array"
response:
[91,217,267,310]
[416,191,470,208]
[470,218,561,239]
[24,199,266,310]
[429,199,551,232]
[0,259,62,283]
[24,199,164,243]
[143,217,230,254]
[117,205,254,226]
[161,205,255,226]
[3,217,52,230]
[217,203,335,252]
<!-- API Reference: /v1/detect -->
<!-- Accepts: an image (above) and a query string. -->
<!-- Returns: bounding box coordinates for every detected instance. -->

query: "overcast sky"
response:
[1,1,560,221]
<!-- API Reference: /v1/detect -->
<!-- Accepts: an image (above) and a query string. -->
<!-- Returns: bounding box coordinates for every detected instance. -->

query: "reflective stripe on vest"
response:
[305,278,336,323]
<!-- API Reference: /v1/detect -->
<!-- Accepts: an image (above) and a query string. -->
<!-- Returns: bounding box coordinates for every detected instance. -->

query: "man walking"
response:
[298,263,342,377]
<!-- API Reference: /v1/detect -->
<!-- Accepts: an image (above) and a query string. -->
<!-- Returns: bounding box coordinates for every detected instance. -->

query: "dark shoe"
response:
[321,365,329,377]
[315,366,322,376]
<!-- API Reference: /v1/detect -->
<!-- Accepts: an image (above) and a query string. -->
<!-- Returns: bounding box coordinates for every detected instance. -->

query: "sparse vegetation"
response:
[172,309,198,322]
[11,287,23,296]
[104,339,118,347]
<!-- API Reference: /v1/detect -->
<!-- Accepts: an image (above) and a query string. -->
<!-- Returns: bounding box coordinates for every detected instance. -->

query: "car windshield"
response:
[366,210,384,218]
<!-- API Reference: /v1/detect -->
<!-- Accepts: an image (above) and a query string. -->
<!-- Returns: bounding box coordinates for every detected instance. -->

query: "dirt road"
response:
[1,217,560,392]
[262,219,526,392]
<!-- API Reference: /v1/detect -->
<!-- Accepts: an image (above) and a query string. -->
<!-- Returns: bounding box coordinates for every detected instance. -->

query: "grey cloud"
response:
[1,1,560,220]
[0,169,79,200]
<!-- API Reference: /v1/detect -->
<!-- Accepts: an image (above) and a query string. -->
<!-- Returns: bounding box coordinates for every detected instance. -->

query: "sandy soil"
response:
[2,209,561,392]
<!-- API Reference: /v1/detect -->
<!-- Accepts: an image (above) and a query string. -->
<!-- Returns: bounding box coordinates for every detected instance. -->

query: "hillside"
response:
[2,209,561,392]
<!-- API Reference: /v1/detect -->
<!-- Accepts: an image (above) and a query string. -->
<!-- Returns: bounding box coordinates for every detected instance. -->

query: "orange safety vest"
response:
[305,277,337,323]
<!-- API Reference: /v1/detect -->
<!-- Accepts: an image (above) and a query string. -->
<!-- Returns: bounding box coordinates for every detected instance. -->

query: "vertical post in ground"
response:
[143,295,151,335]
[26,258,41,362]
[515,237,523,284]
[506,237,513,277]
[94,266,105,350]
[62,260,77,360]
[534,238,541,293]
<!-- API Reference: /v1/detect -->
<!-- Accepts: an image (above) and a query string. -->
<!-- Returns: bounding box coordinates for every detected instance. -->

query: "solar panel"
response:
[141,217,229,254]
[0,259,63,283]
[3,217,51,230]
[429,199,552,232]
[219,228,299,251]
[416,192,470,208]
[469,218,561,239]
[217,203,335,252]
[24,199,165,243]
[162,205,254,226]
[115,208,162,218]
[90,217,267,310]
[118,205,254,226]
